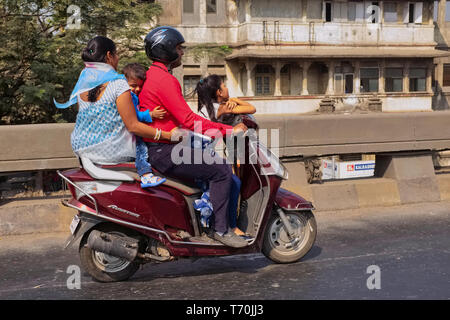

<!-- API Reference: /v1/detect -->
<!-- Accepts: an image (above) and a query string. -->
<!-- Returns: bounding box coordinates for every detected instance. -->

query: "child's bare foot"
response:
[232,227,246,236]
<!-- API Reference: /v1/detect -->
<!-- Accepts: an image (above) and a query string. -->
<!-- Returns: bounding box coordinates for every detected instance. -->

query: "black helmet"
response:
[144,26,185,64]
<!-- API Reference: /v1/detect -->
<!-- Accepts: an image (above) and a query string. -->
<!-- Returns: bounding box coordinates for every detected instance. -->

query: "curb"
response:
[0,199,73,237]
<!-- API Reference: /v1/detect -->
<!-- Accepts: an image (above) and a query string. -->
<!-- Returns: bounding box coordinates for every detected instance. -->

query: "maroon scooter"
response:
[58,126,317,282]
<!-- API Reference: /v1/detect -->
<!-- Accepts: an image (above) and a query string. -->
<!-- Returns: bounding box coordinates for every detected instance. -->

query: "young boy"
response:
[122,63,167,188]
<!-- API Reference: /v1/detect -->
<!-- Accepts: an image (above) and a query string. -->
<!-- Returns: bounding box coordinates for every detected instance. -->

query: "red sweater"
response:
[138,62,232,143]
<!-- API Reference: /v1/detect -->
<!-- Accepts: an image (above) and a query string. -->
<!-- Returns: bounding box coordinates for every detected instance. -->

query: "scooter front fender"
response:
[275,188,314,211]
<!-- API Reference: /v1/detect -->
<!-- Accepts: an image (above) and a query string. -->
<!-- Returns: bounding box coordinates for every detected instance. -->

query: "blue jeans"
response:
[135,136,152,176]
[228,174,241,229]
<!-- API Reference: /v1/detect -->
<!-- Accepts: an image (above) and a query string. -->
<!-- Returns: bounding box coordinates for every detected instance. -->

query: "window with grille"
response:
[360,68,379,92]
[206,0,217,14]
[348,1,364,21]
[443,64,450,87]
[255,65,274,95]
[183,76,200,96]
[384,2,398,22]
[409,68,426,91]
[385,68,403,92]
[324,1,332,22]
[256,76,271,95]
[447,1,450,21]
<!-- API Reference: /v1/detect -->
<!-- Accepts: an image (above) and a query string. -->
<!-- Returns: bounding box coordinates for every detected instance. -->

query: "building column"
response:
[403,61,410,93]
[436,61,444,88]
[245,0,252,23]
[426,61,433,94]
[428,2,434,25]
[379,59,386,94]
[355,60,361,94]
[326,61,335,95]
[380,1,384,24]
[245,60,256,96]
[301,0,308,23]
[274,61,282,96]
[437,0,446,27]
[227,0,239,25]
[199,0,207,25]
[301,61,311,95]
[225,61,243,97]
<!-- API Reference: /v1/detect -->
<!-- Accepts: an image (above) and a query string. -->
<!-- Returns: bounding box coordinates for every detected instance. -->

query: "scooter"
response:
[58,125,317,282]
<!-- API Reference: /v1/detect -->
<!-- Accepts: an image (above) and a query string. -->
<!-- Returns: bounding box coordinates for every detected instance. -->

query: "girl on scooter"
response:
[195,75,257,237]
[195,74,256,127]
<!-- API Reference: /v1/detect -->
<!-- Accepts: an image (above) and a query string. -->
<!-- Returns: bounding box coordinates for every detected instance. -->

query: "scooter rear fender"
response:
[64,211,105,249]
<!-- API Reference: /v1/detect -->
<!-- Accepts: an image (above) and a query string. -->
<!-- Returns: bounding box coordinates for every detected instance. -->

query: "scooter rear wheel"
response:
[79,225,141,283]
[262,210,316,264]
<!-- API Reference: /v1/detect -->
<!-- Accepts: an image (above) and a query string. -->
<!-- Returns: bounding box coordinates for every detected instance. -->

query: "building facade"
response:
[434,0,450,109]
[156,0,450,114]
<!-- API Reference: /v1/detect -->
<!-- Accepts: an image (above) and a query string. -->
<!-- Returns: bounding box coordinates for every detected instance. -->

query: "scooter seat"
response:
[99,162,202,196]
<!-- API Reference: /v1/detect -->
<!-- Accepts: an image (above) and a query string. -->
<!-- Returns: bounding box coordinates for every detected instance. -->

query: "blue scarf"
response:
[54,62,126,109]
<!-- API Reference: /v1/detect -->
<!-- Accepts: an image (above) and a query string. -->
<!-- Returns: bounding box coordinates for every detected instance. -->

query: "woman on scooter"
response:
[138,26,249,248]
[54,36,175,166]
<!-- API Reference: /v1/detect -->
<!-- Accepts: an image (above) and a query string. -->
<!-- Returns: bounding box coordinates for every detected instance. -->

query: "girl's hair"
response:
[194,74,223,122]
[122,63,147,81]
[81,36,117,102]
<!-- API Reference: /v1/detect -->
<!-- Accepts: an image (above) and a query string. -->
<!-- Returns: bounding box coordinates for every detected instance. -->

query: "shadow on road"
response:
[128,246,324,283]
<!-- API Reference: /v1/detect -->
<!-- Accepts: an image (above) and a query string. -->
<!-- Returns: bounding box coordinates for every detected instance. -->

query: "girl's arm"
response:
[116,91,172,141]
[229,97,254,108]
[229,104,256,115]
[217,99,256,118]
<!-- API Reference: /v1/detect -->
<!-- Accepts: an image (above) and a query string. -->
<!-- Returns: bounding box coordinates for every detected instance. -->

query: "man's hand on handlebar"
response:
[169,127,183,142]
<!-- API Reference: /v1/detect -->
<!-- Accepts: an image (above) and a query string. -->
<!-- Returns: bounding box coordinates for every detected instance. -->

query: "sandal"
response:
[140,173,166,188]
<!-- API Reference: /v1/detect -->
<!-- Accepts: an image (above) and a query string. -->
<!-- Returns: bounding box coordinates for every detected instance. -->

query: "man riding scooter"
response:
[138,26,249,248]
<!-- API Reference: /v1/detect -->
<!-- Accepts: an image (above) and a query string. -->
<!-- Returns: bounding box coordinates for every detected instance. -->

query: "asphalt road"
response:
[0,201,449,300]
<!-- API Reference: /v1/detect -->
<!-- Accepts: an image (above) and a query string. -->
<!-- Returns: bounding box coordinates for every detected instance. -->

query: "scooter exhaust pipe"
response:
[87,230,139,261]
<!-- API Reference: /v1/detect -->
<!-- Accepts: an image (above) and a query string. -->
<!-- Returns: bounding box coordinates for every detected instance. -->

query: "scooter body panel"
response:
[62,169,195,237]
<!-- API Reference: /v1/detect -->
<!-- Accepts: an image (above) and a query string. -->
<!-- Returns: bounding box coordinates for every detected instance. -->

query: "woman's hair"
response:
[122,63,147,81]
[81,36,117,102]
[194,74,223,122]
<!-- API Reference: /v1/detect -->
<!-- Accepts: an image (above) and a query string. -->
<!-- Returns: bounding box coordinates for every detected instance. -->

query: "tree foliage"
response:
[0,0,162,124]
[187,44,233,63]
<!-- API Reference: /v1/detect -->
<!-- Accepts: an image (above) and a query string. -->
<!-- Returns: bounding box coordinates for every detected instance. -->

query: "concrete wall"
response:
[3,111,450,173]
[176,22,436,46]
[383,95,433,111]
[208,94,433,114]
[187,96,322,114]
[157,0,182,25]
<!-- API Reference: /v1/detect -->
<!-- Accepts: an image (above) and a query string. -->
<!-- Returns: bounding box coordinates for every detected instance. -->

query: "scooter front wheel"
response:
[79,225,141,283]
[262,210,317,264]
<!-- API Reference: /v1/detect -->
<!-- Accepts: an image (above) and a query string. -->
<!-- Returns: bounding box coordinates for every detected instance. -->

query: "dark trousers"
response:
[146,143,233,234]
